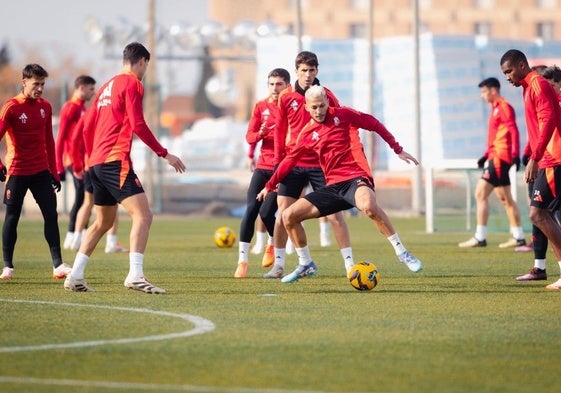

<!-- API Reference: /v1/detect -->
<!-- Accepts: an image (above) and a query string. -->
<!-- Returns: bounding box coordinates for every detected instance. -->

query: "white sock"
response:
[512,226,524,240]
[106,234,117,247]
[128,252,144,278]
[65,232,74,240]
[254,231,266,247]
[70,253,89,280]
[238,241,250,263]
[267,236,273,246]
[320,220,330,235]
[274,248,286,268]
[558,261,561,274]
[535,259,546,270]
[340,247,354,272]
[295,246,313,266]
[475,225,487,241]
[387,233,406,255]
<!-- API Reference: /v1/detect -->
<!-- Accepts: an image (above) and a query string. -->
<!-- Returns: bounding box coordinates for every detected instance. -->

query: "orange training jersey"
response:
[486,96,519,165]
[245,96,278,170]
[0,92,57,178]
[55,96,85,173]
[521,71,561,169]
[266,106,402,190]
[85,71,168,179]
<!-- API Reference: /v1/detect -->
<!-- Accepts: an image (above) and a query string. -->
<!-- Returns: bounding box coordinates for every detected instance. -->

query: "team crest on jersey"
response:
[40,108,45,118]
[290,99,299,111]
[19,113,28,124]
[311,131,319,141]
[98,80,114,108]
[333,116,340,126]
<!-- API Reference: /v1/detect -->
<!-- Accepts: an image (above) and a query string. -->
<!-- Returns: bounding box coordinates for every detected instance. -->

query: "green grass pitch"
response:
[0,215,559,393]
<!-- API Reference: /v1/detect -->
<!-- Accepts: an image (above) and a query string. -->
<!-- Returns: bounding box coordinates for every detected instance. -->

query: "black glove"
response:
[512,157,521,171]
[477,156,487,169]
[522,154,530,167]
[51,176,61,193]
[0,166,6,182]
[58,171,66,182]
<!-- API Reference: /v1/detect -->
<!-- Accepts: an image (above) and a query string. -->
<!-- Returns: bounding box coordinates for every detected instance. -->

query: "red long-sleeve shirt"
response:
[84,71,167,185]
[245,96,278,170]
[266,106,402,191]
[521,71,561,169]
[55,96,85,173]
[484,96,519,164]
[0,92,58,180]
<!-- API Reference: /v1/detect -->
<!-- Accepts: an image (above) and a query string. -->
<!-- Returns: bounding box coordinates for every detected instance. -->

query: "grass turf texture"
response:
[0,216,559,393]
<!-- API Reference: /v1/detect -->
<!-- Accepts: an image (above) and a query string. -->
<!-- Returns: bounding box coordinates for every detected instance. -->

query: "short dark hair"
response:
[531,64,548,74]
[295,51,318,69]
[478,77,500,90]
[123,42,150,65]
[268,68,290,84]
[22,63,48,79]
[74,75,96,89]
[542,65,561,83]
[500,49,528,67]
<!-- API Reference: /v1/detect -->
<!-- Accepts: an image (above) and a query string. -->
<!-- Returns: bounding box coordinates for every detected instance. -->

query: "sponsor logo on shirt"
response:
[97,80,114,108]
[311,131,319,141]
[19,113,27,124]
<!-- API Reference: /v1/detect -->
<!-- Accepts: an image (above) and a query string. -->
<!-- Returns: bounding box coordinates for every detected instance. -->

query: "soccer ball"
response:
[348,261,380,291]
[214,226,236,248]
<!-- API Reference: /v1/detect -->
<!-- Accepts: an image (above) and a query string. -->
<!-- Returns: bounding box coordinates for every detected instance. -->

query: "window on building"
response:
[537,22,554,40]
[349,23,367,38]
[536,0,556,8]
[474,22,491,36]
[473,0,493,8]
[349,0,369,9]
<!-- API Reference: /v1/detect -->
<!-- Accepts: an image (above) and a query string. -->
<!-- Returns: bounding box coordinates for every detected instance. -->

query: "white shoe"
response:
[398,251,423,273]
[64,276,94,292]
[263,265,284,279]
[124,276,166,294]
[105,243,128,253]
[53,263,72,279]
[1,267,13,280]
[63,232,74,250]
[545,278,561,290]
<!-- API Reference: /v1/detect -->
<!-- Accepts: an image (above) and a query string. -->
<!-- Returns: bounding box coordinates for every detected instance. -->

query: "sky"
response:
[0,0,208,94]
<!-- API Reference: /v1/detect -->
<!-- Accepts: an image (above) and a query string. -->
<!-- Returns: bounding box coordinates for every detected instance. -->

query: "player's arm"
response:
[273,97,289,165]
[531,86,558,162]
[0,101,13,172]
[69,116,86,175]
[55,104,80,175]
[44,104,60,182]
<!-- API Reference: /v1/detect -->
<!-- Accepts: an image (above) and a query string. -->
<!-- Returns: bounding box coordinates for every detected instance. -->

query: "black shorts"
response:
[531,166,561,210]
[90,161,144,206]
[278,166,327,199]
[481,158,511,187]
[3,170,56,207]
[83,170,93,194]
[304,176,374,217]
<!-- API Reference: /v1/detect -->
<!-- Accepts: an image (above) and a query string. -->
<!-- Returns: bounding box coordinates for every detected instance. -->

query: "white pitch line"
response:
[0,376,339,393]
[0,298,215,353]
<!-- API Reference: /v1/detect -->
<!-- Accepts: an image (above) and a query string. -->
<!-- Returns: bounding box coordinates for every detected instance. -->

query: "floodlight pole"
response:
[411,0,423,216]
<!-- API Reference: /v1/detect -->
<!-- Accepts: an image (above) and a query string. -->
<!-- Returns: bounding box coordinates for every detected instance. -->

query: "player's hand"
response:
[477,156,486,168]
[256,188,269,201]
[51,176,61,192]
[524,159,538,183]
[58,171,66,182]
[397,150,419,166]
[512,157,521,171]
[0,166,6,182]
[164,153,186,173]
[247,157,256,172]
[522,154,530,167]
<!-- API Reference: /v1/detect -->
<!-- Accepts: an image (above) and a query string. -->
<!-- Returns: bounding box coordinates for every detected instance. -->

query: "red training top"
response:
[245,96,279,170]
[266,106,402,191]
[484,96,520,165]
[55,95,85,173]
[0,92,58,179]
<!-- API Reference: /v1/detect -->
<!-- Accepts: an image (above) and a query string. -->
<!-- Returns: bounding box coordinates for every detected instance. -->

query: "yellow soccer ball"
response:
[348,261,380,291]
[214,226,236,248]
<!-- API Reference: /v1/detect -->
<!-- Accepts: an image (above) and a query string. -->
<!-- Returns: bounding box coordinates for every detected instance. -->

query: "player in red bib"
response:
[0,64,71,280]
[64,42,185,293]
[257,85,423,283]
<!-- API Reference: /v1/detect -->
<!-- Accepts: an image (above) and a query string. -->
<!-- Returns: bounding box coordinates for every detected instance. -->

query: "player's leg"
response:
[258,189,277,269]
[64,170,85,249]
[494,185,526,248]
[105,214,127,253]
[354,178,422,273]
[1,175,27,279]
[71,172,94,250]
[458,178,493,247]
[30,170,71,278]
[251,217,267,254]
